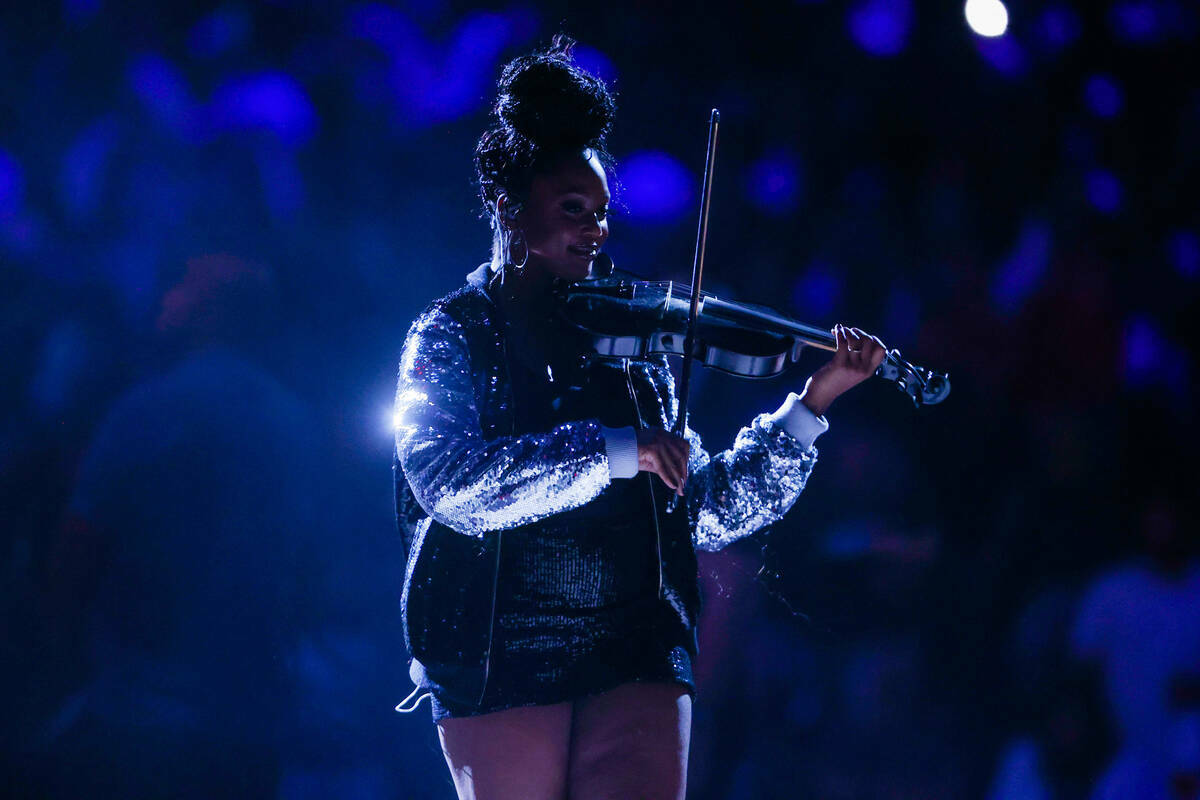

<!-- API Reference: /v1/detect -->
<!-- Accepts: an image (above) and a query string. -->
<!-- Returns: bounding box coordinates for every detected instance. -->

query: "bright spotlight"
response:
[965,0,1009,37]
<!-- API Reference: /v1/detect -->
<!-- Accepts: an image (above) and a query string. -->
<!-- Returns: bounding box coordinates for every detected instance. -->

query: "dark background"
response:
[3,0,1198,797]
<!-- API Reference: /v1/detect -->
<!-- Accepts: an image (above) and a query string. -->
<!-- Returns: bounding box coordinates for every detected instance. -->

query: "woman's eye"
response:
[562,201,610,220]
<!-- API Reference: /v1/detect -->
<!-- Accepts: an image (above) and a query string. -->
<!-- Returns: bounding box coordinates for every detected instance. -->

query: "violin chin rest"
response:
[592,253,615,278]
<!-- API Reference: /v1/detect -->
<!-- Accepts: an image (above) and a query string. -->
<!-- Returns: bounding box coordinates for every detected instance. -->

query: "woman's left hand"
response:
[800,324,887,417]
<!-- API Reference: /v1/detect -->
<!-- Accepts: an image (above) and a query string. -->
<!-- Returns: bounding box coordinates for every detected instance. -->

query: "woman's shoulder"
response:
[403,268,497,358]
[411,268,495,332]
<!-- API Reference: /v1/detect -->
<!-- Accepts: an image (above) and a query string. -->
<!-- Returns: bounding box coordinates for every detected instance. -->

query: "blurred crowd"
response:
[2,0,1197,797]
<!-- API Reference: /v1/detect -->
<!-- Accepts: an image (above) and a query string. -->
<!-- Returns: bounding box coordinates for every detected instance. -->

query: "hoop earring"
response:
[509,229,529,270]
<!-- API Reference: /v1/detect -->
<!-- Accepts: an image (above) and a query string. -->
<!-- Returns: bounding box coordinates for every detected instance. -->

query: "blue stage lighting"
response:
[791,262,842,319]
[571,44,618,85]
[618,151,694,223]
[1121,314,1188,394]
[127,55,192,132]
[1034,5,1082,52]
[1085,169,1122,215]
[256,150,305,218]
[746,151,803,215]
[59,117,121,223]
[1168,231,1199,279]
[0,148,21,219]
[975,35,1028,77]
[991,218,1052,316]
[882,283,921,343]
[188,7,253,59]
[848,0,912,57]
[1084,74,1125,119]
[207,72,317,146]
[1109,0,1169,45]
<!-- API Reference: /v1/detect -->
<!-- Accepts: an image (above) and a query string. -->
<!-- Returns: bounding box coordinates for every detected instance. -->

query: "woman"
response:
[393,36,886,800]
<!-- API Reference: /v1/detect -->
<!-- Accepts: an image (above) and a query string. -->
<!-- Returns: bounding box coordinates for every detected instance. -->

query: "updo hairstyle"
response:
[475,34,616,262]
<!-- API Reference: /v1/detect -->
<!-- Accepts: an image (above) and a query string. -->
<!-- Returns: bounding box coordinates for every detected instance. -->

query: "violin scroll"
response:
[875,349,951,407]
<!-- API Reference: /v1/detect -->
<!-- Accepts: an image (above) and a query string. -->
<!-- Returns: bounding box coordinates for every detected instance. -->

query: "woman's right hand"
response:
[636,428,690,496]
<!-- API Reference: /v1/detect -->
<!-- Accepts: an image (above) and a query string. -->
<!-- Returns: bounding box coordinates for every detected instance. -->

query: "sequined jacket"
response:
[392,264,820,708]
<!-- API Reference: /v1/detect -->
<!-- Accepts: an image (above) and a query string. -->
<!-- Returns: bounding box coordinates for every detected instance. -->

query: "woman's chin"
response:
[554,257,593,281]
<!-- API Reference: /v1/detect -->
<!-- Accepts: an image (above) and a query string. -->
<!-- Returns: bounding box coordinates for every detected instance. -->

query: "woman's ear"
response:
[495,193,510,229]
[496,192,521,229]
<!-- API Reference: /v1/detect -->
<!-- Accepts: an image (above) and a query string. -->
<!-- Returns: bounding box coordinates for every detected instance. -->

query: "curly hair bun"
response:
[475,35,616,215]
[494,34,615,152]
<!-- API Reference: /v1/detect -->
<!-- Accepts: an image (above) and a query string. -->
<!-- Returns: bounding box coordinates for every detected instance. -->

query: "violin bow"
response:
[667,108,720,514]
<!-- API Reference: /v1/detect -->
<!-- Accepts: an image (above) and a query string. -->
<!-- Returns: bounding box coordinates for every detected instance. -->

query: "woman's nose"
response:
[582,213,604,235]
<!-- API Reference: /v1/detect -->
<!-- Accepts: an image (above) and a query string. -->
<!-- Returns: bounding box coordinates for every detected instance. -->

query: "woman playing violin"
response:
[392,35,887,800]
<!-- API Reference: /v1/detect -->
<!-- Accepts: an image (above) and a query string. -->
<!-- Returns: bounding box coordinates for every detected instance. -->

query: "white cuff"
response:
[602,425,640,479]
[766,392,829,450]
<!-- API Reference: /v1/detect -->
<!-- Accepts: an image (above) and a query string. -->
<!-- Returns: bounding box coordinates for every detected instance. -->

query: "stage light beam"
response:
[965,0,1009,37]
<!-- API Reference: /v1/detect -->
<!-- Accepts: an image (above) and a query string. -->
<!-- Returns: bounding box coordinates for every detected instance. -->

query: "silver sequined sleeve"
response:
[646,355,819,552]
[394,307,611,538]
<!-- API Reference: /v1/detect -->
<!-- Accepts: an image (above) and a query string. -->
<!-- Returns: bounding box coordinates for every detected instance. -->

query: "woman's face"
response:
[517,149,610,282]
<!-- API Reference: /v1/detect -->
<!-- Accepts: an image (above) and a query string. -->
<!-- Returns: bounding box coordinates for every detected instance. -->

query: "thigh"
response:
[437,701,573,800]
[566,682,692,800]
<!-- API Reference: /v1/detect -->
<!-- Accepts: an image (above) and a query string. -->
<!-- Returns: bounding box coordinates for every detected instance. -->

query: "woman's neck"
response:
[496,260,557,321]
[492,260,570,375]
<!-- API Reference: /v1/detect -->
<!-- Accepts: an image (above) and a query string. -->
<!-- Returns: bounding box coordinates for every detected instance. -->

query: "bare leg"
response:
[437,700,574,800]
[566,682,692,800]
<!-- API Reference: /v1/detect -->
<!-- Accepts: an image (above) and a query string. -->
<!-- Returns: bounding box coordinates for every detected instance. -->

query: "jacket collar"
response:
[465,262,502,309]
[465,262,493,289]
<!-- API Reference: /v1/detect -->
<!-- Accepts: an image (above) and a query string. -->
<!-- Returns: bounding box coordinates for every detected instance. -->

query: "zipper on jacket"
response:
[476,530,501,708]
[476,314,509,709]
[623,358,664,600]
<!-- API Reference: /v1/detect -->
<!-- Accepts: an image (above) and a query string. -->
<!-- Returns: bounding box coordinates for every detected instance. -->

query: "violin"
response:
[551,262,951,408]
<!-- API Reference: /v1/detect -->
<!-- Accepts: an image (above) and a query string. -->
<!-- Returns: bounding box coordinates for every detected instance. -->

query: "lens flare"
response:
[965,0,1009,37]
